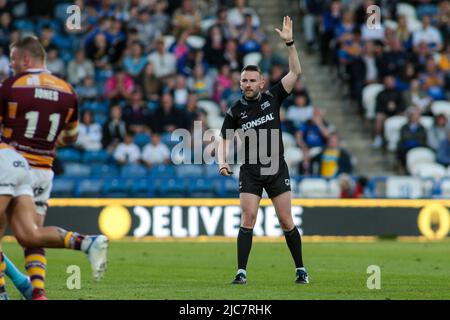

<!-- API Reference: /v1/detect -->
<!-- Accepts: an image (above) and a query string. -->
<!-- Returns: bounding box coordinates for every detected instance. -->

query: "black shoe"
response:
[231,272,247,284]
[295,269,309,284]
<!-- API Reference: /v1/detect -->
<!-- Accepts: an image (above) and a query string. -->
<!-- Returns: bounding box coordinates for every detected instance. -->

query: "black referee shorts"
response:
[239,159,291,199]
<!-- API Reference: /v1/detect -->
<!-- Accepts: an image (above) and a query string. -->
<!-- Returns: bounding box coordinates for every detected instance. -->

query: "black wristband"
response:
[285,40,294,46]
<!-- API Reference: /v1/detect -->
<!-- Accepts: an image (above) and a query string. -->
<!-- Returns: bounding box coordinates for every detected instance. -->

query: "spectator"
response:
[152,92,185,133]
[258,41,288,77]
[437,129,450,166]
[216,6,238,40]
[173,74,189,108]
[220,70,242,114]
[172,0,201,36]
[0,45,9,81]
[187,63,214,99]
[339,174,366,198]
[85,32,110,69]
[403,78,432,114]
[397,106,428,169]
[237,13,265,54]
[0,12,13,50]
[113,132,141,165]
[76,110,103,152]
[104,67,135,101]
[185,92,201,124]
[419,57,446,101]
[428,113,449,151]
[123,88,151,134]
[286,94,314,128]
[222,39,243,71]
[147,37,177,79]
[138,63,162,101]
[123,41,148,78]
[227,0,260,29]
[106,17,127,65]
[142,133,171,167]
[372,75,406,149]
[412,15,443,52]
[203,24,227,69]
[131,8,161,47]
[296,107,332,173]
[397,14,412,49]
[213,64,232,103]
[76,76,98,102]
[438,43,450,90]
[102,104,128,154]
[45,48,65,78]
[152,0,170,34]
[310,132,353,178]
[67,50,95,85]
[170,29,191,63]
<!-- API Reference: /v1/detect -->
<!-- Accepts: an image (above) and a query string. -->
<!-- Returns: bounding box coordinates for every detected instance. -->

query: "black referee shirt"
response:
[220,81,290,166]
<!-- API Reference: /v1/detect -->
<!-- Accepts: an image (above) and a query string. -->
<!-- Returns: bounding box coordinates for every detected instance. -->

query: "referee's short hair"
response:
[241,65,262,74]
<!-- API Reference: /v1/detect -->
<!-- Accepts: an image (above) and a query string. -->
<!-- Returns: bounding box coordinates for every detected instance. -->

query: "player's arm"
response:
[218,108,237,176]
[276,16,302,94]
[56,121,79,147]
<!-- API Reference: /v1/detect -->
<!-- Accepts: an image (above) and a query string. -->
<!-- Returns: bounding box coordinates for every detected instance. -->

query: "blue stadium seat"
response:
[120,163,148,177]
[13,19,34,32]
[102,178,130,197]
[90,164,119,177]
[63,163,91,177]
[187,178,217,197]
[94,113,108,126]
[57,148,81,163]
[134,133,151,149]
[129,178,150,197]
[149,164,176,178]
[77,179,103,197]
[157,178,186,197]
[51,178,76,197]
[176,164,203,177]
[223,178,240,197]
[82,150,110,164]
[204,164,220,177]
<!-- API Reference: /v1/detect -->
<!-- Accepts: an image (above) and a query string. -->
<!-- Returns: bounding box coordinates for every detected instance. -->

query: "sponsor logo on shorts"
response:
[33,187,45,197]
[285,179,290,186]
[13,160,25,168]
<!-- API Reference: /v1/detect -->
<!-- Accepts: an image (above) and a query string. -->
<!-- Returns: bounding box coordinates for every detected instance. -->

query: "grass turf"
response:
[2,240,450,300]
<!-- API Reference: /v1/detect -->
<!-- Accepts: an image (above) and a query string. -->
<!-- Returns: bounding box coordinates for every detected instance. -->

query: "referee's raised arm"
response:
[276,16,302,94]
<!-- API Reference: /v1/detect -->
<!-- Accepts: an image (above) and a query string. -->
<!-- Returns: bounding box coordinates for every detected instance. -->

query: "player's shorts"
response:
[30,168,54,215]
[0,147,33,198]
[239,159,291,198]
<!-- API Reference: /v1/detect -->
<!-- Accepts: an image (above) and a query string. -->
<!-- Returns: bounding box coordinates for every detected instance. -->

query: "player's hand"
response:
[219,164,233,176]
[275,16,293,43]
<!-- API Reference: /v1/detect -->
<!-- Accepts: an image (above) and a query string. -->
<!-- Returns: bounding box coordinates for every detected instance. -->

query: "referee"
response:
[218,16,308,284]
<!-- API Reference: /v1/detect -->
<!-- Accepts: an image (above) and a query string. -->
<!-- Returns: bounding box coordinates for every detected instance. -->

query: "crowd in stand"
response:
[301,0,450,174]
[0,0,358,185]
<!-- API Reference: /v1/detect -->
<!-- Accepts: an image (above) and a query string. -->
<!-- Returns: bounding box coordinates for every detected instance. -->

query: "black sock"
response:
[284,227,304,268]
[237,227,253,271]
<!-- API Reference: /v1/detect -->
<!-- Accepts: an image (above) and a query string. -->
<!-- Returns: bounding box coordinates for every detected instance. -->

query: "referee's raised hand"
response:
[275,16,293,42]
[219,164,233,176]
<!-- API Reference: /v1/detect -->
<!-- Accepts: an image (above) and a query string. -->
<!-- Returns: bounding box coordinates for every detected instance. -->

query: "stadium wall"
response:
[23,199,450,241]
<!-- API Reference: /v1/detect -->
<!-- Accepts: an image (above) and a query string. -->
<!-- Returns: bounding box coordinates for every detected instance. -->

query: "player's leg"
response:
[232,192,261,284]
[23,169,52,300]
[0,195,13,300]
[0,212,32,299]
[271,191,309,284]
[6,195,108,282]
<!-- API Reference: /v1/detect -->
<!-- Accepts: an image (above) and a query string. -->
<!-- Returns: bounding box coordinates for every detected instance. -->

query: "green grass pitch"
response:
[2,240,450,300]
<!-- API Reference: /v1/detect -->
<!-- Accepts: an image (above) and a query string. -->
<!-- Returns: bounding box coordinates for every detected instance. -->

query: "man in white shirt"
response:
[147,38,177,79]
[413,15,443,52]
[113,132,141,165]
[141,133,171,167]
